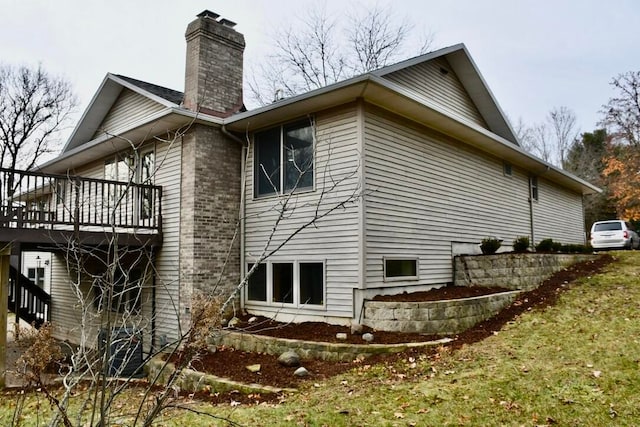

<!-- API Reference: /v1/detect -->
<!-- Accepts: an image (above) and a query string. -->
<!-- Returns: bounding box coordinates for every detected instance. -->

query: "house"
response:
[0,10,599,350]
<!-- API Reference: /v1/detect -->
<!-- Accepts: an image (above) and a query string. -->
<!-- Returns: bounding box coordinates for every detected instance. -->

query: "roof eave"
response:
[38,108,218,174]
[225,76,600,196]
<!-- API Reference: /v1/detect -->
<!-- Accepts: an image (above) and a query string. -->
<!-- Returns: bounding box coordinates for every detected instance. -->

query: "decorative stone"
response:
[336,332,348,340]
[350,323,363,334]
[227,317,241,328]
[246,364,261,373]
[248,316,258,323]
[294,367,309,377]
[278,350,300,367]
[362,333,374,342]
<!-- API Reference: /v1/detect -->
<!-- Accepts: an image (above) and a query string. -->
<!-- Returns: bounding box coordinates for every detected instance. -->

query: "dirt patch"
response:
[173,255,613,395]
[372,285,511,302]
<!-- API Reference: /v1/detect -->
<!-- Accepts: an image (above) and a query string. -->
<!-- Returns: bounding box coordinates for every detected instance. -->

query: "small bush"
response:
[536,239,592,253]
[513,236,530,252]
[561,243,592,254]
[535,238,555,252]
[480,237,502,255]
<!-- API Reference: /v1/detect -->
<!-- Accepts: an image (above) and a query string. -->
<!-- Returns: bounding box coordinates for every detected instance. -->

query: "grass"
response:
[3,252,640,426]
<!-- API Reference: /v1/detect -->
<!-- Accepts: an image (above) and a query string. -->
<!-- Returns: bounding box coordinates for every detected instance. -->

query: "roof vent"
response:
[219,18,237,28]
[197,10,220,20]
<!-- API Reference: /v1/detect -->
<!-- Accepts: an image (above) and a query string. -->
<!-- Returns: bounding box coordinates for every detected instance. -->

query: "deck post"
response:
[0,243,11,388]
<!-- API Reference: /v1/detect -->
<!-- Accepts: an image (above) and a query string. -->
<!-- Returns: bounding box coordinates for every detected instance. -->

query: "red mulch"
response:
[166,254,613,405]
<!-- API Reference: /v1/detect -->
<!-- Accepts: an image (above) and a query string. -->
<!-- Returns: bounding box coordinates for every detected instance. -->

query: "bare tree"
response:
[600,71,640,147]
[516,107,578,167]
[513,116,536,151]
[0,64,77,177]
[529,122,554,164]
[247,3,435,106]
[549,106,578,167]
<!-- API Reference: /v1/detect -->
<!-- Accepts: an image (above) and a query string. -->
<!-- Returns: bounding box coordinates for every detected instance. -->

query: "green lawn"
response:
[3,252,640,426]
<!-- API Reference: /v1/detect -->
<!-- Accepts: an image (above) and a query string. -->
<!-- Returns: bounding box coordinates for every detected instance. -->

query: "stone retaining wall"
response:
[362,291,520,334]
[208,331,450,362]
[454,253,594,291]
[146,359,291,394]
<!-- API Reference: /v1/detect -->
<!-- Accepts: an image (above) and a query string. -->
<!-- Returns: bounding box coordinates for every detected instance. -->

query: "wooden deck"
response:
[0,167,163,248]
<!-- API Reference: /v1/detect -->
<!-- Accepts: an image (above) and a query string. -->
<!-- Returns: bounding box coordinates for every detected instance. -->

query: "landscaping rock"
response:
[294,367,309,377]
[278,350,300,367]
[350,323,363,334]
[336,332,348,340]
[362,333,374,342]
[246,364,261,373]
[227,317,241,328]
[248,316,258,324]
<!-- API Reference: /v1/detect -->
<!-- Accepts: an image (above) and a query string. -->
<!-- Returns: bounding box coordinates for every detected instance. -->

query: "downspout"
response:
[529,184,535,250]
[150,246,157,354]
[221,125,248,308]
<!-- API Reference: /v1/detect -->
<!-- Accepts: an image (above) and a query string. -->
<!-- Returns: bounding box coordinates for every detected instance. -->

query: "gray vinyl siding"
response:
[49,137,183,346]
[91,89,165,140]
[243,106,361,319]
[532,178,585,244]
[363,106,532,288]
[382,57,488,128]
[152,136,182,342]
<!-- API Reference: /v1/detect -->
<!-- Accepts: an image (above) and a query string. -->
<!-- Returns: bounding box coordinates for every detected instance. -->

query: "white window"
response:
[384,257,419,281]
[104,150,155,219]
[254,119,314,197]
[529,176,539,201]
[27,267,45,288]
[503,162,513,177]
[246,260,325,307]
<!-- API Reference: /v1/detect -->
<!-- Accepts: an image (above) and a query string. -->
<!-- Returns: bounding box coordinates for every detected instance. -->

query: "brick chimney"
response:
[184,10,245,116]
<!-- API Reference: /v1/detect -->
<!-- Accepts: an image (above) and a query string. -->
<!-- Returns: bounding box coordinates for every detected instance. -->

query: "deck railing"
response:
[0,167,162,235]
[8,264,51,327]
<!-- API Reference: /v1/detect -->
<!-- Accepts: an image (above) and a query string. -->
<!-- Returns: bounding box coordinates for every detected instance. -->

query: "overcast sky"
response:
[2,0,639,144]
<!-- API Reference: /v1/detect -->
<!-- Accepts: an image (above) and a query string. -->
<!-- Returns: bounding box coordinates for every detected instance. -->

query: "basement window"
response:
[299,262,324,305]
[245,260,325,307]
[384,258,418,281]
[272,263,294,303]
[247,263,267,302]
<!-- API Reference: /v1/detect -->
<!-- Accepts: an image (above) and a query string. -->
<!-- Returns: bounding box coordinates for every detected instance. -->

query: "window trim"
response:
[503,162,513,177]
[253,118,315,198]
[244,259,326,310]
[383,257,419,282]
[529,176,539,202]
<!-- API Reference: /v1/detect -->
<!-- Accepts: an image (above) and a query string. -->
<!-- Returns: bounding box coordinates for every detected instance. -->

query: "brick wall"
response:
[183,12,245,116]
[180,124,242,320]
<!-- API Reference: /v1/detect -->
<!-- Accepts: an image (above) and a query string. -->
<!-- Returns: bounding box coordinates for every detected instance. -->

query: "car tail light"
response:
[624,230,629,239]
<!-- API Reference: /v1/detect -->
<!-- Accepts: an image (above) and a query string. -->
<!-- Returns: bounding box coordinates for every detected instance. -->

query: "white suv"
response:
[590,220,640,250]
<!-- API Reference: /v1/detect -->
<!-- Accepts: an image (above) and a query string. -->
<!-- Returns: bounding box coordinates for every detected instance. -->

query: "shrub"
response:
[480,237,502,254]
[551,241,563,252]
[535,238,555,252]
[512,236,530,252]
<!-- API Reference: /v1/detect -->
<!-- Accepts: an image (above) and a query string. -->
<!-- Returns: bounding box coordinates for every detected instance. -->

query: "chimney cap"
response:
[197,10,220,20]
[219,18,237,28]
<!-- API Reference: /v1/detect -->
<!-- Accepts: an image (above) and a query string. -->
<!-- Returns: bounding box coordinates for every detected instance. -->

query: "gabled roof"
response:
[39,74,215,174]
[60,74,184,154]
[114,75,184,105]
[225,44,599,195]
[42,43,599,195]
[372,44,519,145]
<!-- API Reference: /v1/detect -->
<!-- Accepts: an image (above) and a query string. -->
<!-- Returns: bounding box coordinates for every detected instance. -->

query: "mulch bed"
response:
[166,254,613,405]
